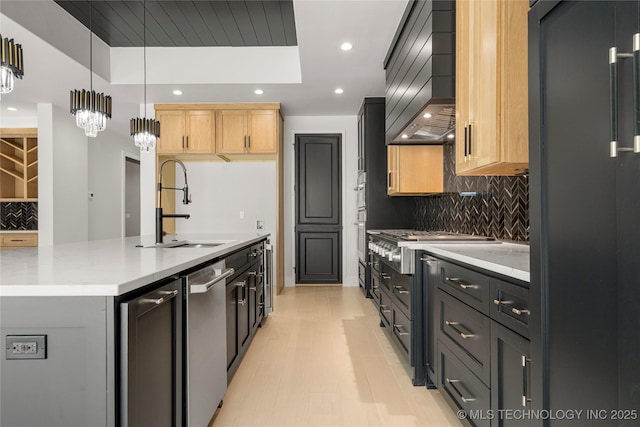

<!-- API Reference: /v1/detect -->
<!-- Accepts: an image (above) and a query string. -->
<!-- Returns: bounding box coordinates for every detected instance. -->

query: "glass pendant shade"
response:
[69,4,112,137]
[70,89,112,137]
[0,35,24,95]
[131,117,160,151]
[131,0,160,151]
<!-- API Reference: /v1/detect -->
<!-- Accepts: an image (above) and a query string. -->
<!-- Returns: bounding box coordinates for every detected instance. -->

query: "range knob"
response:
[391,252,402,263]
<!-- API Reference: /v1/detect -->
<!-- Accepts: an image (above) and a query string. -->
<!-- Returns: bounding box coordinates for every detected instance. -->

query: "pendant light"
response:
[0,35,24,95]
[130,0,160,151]
[70,2,112,138]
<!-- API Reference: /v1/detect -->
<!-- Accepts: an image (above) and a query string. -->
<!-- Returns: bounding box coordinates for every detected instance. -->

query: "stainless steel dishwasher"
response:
[183,260,234,426]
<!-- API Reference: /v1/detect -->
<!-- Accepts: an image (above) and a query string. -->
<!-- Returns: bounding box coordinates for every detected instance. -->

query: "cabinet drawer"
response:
[358,261,366,288]
[438,289,491,386]
[379,288,393,327]
[1,233,38,247]
[392,304,411,358]
[370,273,381,305]
[391,272,411,317]
[380,263,393,293]
[439,340,491,427]
[490,279,531,339]
[439,261,491,314]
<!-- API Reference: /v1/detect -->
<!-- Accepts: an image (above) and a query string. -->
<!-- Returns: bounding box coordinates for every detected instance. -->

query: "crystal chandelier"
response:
[130,0,160,151]
[0,35,24,95]
[70,3,112,137]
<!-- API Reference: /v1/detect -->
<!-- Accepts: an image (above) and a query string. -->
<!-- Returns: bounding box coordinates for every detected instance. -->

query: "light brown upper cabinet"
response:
[387,145,443,195]
[455,0,528,176]
[155,109,215,155]
[0,128,38,200]
[216,109,278,154]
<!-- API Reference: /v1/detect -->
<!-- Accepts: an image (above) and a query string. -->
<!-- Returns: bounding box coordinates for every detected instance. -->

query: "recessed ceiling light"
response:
[341,42,353,51]
[173,89,183,95]
[7,107,17,111]
[254,89,264,95]
[335,88,344,94]
[423,112,432,118]
[447,133,455,139]
[401,134,409,139]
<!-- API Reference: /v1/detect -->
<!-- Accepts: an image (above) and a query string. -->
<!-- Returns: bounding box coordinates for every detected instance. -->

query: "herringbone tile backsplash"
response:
[415,141,529,242]
[0,202,38,230]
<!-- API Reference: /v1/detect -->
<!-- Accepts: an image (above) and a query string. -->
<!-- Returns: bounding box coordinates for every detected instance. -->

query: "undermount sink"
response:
[139,240,236,249]
[168,243,223,248]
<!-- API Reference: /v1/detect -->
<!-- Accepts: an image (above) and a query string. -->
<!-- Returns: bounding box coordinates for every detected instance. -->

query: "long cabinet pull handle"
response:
[446,378,476,403]
[467,123,473,157]
[445,276,478,290]
[380,305,391,314]
[445,320,476,339]
[186,136,189,149]
[610,46,634,157]
[381,274,391,280]
[464,124,468,158]
[182,136,185,149]
[235,280,247,305]
[393,324,409,336]
[143,289,178,306]
[511,307,530,316]
[634,34,640,153]
[247,135,251,148]
[522,356,532,407]
[393,285,409,294]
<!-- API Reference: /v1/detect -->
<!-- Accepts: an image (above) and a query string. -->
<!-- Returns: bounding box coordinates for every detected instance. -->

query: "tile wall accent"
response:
[415,141,529,242]
[0,202,38,230]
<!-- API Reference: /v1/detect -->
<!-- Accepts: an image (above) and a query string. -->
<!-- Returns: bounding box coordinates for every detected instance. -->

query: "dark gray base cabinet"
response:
[429,254,531,427]
[226,241,265,383]
[371,253,425,387]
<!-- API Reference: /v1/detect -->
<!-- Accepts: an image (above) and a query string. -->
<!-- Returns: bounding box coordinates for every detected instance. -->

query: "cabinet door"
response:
[455,0,472,173]
[156,110,186,154]
[490,321,532,427]
[388,145,443,195]
[455,0,528,176]
[247,110,277,153]
[226,282,239,371]
[185,110,214,153]
[236,272,251,355]
[217,110,248,154]
[387,145,399,194]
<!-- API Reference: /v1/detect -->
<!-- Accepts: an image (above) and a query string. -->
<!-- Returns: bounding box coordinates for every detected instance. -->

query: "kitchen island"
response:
[0,233,269,427]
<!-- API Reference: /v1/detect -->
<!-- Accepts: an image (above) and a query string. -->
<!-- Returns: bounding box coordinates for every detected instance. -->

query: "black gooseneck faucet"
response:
[156,159,192,244]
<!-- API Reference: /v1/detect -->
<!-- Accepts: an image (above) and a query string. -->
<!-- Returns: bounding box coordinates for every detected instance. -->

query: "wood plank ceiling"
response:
[53,0,297,47]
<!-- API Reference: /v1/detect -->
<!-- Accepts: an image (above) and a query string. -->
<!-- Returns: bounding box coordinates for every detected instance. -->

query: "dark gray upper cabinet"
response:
[383,0,456,145]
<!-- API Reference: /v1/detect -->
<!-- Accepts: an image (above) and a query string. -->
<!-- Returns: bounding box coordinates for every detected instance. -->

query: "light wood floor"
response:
[213,286,463,427]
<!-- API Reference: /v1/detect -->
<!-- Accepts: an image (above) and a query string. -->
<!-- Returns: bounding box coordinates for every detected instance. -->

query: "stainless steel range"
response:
[368,230,496,274]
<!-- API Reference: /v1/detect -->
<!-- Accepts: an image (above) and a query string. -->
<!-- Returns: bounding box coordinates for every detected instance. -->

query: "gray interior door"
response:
[295,134,342,284]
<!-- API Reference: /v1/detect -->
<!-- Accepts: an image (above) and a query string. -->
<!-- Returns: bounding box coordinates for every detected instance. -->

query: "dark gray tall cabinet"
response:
[530,1,640,424]
[357,98,413,296]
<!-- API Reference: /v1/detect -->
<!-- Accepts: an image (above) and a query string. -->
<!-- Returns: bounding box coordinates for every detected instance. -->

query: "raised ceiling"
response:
[53,0,297,47]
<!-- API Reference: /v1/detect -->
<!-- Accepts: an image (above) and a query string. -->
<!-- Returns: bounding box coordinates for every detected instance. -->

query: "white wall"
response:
[38,104,89,245]
[88,129,140,240]
[283,116,358,287]
[174,162,276,237]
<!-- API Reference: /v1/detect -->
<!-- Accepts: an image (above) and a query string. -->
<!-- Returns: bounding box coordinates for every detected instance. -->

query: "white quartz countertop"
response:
[0,233,269,297]
[399,241,530,282]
